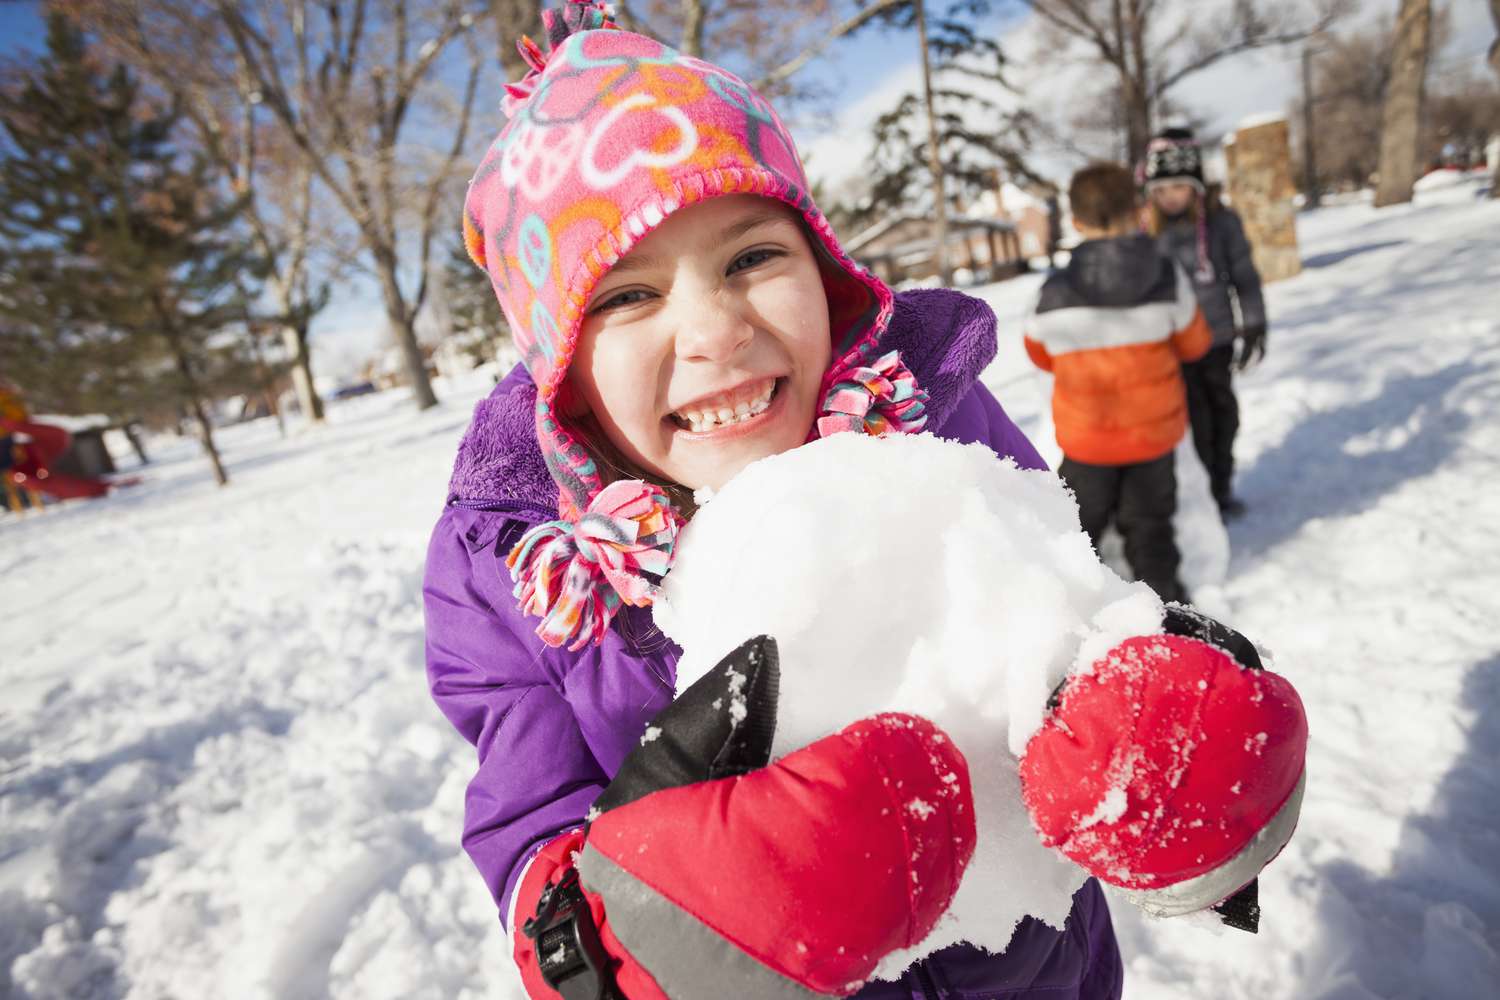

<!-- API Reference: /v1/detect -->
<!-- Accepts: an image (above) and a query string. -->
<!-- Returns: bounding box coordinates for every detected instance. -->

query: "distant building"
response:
[846,174,1067,286]
[846,214,1026,287]
[972,181,1057,265]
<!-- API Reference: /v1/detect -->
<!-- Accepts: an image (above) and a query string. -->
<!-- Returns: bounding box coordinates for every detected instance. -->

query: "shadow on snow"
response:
[1231,359,1487,561]
[1298,654,1500,998]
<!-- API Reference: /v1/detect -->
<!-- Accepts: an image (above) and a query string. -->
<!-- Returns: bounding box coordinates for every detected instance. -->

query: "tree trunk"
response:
[680,0,708,58]
[1490,0,1500,78]
[1120,75,1152,166]
[1489,0,1499,197]
[915,0,951,286]
[245,328,287,438]
[281,322,324,422]
[122,422,149,465]
[172,344,228,486]
[189,393,229,486]
[490,0,533,77]
[1374,0,1432,208]
[1123,0,1152,166]
[1301,41,1321,209]
[375,257,439,410]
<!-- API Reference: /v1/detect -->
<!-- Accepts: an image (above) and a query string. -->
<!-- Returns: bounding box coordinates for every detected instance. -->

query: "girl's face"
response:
[569,195,832,492]
[1150,182,1196,216]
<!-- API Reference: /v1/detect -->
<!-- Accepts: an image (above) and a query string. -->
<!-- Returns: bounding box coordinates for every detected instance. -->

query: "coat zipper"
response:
[449,496,558,518]
[912,960,941,1000]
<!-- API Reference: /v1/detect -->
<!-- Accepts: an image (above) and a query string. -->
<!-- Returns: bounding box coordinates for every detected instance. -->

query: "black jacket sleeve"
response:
[1218,209,1266,332]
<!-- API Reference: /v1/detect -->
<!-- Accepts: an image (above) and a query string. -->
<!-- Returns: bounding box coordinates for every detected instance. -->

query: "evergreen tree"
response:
[849,1,1041,235]
[0,13,268,485]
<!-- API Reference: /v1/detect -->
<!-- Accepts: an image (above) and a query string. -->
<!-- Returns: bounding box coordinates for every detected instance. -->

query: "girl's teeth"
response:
[676,383,776,432]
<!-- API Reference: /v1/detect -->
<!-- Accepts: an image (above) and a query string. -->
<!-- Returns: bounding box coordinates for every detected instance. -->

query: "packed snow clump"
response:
[653,431,1165,971]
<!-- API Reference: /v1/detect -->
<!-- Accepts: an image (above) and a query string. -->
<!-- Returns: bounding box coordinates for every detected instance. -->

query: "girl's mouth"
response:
[669,378,782,434]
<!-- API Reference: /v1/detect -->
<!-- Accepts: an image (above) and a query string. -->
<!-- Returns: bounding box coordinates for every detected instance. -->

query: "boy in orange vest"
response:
[1024,163,1212,602]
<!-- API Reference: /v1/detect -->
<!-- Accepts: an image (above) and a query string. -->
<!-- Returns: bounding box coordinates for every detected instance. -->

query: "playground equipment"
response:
[2,384,115,513]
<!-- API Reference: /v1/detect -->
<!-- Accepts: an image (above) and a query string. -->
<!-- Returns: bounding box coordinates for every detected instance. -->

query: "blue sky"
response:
[0,1,46,55]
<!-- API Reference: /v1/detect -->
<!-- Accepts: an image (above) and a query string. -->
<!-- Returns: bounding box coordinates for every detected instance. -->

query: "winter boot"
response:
[1218,496,1248,522]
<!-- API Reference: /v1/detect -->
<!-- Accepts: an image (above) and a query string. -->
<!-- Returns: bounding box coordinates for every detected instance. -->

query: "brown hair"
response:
[1145,181,1222,237]
[1068,162,1140,230]
[557,390,700,519]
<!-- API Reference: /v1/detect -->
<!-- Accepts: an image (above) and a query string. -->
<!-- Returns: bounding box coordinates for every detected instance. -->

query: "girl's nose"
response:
[673,293,755,363]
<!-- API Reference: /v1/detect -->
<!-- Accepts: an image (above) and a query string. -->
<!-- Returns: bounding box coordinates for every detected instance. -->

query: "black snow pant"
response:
[1059,452,1186,603]
[1182,343,1240,507]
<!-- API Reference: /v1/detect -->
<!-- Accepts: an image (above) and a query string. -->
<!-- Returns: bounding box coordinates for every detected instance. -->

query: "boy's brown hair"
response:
[1068,163,1140,230]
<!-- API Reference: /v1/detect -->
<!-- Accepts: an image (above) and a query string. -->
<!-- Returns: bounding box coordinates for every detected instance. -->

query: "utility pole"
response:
[915,0,952,286]
[1301,39,1322,209]
[1488,0,1499,197]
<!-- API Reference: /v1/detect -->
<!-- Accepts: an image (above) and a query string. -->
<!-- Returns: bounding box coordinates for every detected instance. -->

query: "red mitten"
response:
[1019,609,1307,924]
[513,636,976,999]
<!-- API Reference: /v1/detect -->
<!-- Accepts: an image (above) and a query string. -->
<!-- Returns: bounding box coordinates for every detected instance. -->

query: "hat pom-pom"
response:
[817,350,930,438]
[503,2,619,115]
[505,479,679,650]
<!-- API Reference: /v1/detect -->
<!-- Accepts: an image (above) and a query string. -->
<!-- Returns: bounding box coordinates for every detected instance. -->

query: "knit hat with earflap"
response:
[1140,127,1205,192]
[1140,126,1214,282]
[463,1,929,650]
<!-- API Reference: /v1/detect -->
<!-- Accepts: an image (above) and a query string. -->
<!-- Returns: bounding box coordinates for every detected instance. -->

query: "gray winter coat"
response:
[1156,206,1266,347]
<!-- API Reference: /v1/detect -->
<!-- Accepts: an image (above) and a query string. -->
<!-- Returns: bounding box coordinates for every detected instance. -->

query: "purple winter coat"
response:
[423,288,1124,999]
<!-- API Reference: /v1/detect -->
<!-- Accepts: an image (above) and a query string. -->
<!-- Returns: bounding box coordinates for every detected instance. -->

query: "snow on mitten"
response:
[513,636,977,999]
[1018,608,1307,928]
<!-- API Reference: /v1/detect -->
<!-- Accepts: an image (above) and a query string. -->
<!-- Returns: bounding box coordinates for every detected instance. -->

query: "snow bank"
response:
[654,431,1164,968]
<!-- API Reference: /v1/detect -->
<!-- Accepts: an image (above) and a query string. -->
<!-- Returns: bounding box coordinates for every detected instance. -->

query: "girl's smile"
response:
[668,375,781,433]
[569,194,833,492]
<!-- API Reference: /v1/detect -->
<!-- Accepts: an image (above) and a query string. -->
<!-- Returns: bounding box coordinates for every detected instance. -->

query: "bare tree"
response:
[1489,0,1500,198]
[1491,0,1500,79]
[487,0,535,77]
[1425,72,1500,168]
[1291,6,1479,196]
[619,0,908,102]
[1294,24,1390,192]
[1021,0,1349,163]
[63,0,334,423]
[211,0,487,411]
[1300,36,1322,208]
[914,0,950,285]
[1374,0,1432,207]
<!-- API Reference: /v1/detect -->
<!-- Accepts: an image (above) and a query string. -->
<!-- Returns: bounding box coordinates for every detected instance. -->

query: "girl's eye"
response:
[591,288,653,314]
[727,248,781,275]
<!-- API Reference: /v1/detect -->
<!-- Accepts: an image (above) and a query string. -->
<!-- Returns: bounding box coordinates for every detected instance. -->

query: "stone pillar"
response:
[1223,116,1302,283]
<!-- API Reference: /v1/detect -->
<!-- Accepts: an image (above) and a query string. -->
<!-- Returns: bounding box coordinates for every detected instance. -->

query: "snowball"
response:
[653,432,1164,968]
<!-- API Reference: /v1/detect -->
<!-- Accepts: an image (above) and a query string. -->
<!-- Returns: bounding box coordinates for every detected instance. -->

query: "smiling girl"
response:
[423,5,1305,999]
[569,196,836,500]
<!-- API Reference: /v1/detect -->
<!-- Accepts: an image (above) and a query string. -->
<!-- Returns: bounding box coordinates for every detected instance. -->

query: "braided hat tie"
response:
[506,480,681,651]
[817,351,930,438]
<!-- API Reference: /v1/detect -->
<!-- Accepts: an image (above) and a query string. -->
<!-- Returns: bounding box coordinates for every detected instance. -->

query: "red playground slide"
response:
[2,386,114,504]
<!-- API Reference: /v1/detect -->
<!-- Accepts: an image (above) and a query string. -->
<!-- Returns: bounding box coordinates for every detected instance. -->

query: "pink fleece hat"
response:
[464,2,929,648]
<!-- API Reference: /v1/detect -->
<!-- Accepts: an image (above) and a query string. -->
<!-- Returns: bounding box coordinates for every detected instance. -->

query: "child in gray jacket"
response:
[1143,127,1267,519]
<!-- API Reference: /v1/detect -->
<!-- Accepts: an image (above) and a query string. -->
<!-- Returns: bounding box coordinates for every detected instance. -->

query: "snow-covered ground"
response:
[3,175,1498,999]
